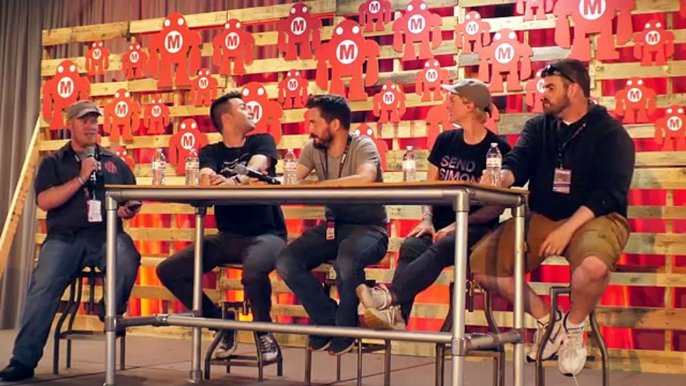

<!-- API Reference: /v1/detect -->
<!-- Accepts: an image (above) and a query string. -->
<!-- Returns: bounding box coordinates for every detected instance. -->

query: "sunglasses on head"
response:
[540,64,575,84]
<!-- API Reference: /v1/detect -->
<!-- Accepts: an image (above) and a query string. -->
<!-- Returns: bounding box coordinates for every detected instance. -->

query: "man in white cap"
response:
[0,100,141,381]
[356,79,511,330]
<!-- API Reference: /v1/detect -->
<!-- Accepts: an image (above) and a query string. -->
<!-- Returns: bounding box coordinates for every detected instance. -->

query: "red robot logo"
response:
[42,60,91,130]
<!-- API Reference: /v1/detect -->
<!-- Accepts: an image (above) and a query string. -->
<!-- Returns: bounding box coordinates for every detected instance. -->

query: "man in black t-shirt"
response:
[156,91,286,363]
[0,101,141,382]
[356,79,510,330]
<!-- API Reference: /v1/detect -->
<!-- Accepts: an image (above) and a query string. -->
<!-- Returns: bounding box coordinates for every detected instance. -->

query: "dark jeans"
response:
[392,225,492,321]
[156,232,285,323]
[276,223,389,328]
[12,233,141,369]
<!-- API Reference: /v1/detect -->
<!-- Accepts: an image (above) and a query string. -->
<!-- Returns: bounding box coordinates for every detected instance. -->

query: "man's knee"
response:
[275,248,298,282]
[574,255,610,283]
[398,236,431,263]
[116,233,141,266]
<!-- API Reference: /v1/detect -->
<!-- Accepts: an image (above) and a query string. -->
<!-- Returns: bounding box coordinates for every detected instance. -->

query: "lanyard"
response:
[557,122,586,169]
[322,135,352,179]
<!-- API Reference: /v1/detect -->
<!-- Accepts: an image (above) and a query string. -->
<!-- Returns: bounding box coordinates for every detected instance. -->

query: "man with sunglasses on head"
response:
[470,59,635,376]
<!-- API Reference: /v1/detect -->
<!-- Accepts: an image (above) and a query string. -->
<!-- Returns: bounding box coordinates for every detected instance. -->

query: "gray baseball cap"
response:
[441,78,492,112]
[66,100,102,120]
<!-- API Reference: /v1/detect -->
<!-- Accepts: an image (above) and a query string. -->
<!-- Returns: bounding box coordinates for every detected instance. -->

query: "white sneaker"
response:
[558,317,587,376]
[258,333,281,363]
[356,284,393,310]
[213,329,237,360]
[526,309,564,362]
[364,305,406,330]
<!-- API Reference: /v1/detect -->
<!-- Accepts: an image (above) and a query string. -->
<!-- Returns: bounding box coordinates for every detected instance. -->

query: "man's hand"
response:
[407,220,435,238]
[434,223,456,242]
[79,157,99,182]
[117,204,139,219]
[539,224,575,258]
[479,169,515,188]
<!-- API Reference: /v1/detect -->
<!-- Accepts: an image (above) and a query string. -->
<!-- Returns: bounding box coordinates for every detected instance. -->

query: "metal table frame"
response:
[102,183,527,386]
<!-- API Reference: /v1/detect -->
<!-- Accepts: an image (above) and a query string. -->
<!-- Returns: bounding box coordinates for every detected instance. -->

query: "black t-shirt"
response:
[199,134,287,239]
[428,129,512,230]
[35,142,136,243]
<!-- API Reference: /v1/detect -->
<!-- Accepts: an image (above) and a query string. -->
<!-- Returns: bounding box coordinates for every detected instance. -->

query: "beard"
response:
[542,94,571,116]
[310,131,333,149]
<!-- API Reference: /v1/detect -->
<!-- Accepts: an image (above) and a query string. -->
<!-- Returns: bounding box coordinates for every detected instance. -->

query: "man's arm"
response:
[296,141,316,184]
[500,119,541,187]
[36,157,98,211]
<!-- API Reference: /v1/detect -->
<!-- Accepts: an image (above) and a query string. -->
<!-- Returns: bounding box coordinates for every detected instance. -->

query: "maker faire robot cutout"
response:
[477,29,533,92]
[393,0,443,61]
[455,11,491,54]
[516,0,553,21]
[485,104,500,134]
[373,82,406,124]
[415,59,449,102]
[143,95,171,134]
[212,19,254,75]
[85,41,110,76]
[42,60,91,131]
[633,20,675,66]
[655,105,686,151]
[315,20,380,101]
[354,123,388,171]
[122,41,148,80]
[110,145,136,170]
[241,82,284,145]
[169,119,208,174]
[554,0,635,61]
[189,68,218,107]
[277,2,322,60]
[103,89,141,142]
[426,99,453,150]
[278,70,309,109]
[614,78,656,124]
[525,70,546,113]
[359,0,393,33]
[147,12,202,88]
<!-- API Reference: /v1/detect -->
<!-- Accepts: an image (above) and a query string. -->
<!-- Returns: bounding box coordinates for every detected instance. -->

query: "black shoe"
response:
[307,335,332,352]
[214,329,237,359]
[257,332,280,362]
[0,360,34,382]
[328,337,355,356]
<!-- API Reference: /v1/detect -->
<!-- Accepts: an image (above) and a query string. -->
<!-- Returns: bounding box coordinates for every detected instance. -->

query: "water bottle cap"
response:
[491,143,497,146]
[287,148,293,152]
[407,146,413,150]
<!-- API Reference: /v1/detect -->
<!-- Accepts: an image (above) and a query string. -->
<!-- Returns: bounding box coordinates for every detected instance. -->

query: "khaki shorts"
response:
[469,212,630,277]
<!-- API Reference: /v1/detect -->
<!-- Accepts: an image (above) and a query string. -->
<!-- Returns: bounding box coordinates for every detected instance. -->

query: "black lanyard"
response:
[322,135,352,179]
[557,122,586,169]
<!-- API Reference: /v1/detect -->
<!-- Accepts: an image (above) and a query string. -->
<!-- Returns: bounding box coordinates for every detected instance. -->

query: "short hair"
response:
[305,94,351,130]
[549,59,591,98]
[210,91,242,131]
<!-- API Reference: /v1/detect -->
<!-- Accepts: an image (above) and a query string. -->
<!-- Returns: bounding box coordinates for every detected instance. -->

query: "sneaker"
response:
[364,305,406,330]
[308,335,332,351]
[0,360,34,382]
[526,309,564,362]
[328,337,355,356]
[356,284,393,310]
[257,333,280,363]
[213,329,237,359]
[558,315,587,376]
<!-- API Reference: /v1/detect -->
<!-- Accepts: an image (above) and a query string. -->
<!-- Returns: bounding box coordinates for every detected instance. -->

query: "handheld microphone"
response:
[234,164,281,185]
[84,146,99,182]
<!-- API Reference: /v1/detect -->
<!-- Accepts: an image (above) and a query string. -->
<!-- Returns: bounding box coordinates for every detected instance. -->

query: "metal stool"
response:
[535,286,609,386]
[435,281,505,386]
[53,266,126,374]
[204,264,283,382]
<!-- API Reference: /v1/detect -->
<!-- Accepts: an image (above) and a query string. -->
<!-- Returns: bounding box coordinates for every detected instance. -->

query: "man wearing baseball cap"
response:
[0,100,142,381]
[357,78,511,331]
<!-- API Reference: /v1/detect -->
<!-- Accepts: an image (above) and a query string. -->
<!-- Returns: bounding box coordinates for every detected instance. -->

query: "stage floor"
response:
[0,329,683,385]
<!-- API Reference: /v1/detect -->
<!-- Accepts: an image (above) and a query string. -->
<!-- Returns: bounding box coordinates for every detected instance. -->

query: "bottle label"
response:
[153,161,166,170]
[402,160,416,170]
[185,159,199,170]
[486,158,501,168]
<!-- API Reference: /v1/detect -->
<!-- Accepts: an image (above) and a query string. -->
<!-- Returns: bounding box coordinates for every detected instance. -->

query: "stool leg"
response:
[384,340,391,386]
[53,278,77,375]
[304,339,312,386]
[356,339,363,386]
[337,353,342,381]
[435,344,445,386]
[203,331,223,381]
[119,336,126,371]
[254,332,264,382]
[535,287,570,386]
[66,276,85,370]
[589,311,609,386]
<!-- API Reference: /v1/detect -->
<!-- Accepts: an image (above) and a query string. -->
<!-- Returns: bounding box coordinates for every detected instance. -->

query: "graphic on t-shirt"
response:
[438,155,479,182]
[219,154,250,177]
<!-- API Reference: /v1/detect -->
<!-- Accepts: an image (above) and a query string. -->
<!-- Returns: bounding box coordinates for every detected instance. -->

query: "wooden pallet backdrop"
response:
[31,0,686,374]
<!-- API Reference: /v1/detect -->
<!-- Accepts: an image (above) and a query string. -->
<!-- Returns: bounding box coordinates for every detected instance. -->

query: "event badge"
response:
[326,220,335,241]
[553,168,571,194]
[88,200,103,222]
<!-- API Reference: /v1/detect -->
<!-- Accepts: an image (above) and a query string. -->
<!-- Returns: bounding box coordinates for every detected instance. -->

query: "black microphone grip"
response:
[234,164,281,185]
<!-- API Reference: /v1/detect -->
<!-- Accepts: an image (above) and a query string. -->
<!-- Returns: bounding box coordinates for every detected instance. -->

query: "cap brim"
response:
[76,108,102,118]
[440,84,456,93]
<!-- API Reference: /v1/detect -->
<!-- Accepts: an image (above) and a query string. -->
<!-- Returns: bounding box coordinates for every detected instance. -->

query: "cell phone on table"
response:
[125,200,142,211]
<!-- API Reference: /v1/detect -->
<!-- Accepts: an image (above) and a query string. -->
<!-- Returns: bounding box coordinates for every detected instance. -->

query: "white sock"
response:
[565,316,586,334]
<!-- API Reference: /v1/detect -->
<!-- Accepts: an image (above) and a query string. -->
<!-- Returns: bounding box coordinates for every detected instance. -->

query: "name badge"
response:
[326,220,335,241]
[88,200,103,222]
[553,168,571,194]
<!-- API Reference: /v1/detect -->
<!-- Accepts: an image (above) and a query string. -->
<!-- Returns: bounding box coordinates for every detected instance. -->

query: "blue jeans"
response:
[276,223,388,328]
[11,233,141,369]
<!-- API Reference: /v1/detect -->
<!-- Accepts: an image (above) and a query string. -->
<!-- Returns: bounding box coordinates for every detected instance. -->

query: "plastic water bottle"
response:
[402,146,417,182]
[486,143,502,187]
[283,148,298,185]
[152,148,166,186]
[185,148,199,185]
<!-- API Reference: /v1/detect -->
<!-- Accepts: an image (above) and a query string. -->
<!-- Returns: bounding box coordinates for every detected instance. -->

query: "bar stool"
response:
[303,263,393,386]
[53,266,126,374]
[535,285,609,386]
[204,263,283,382]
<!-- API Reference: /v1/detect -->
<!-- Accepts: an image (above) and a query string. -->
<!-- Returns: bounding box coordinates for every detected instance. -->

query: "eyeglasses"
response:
[540,64,575,84]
